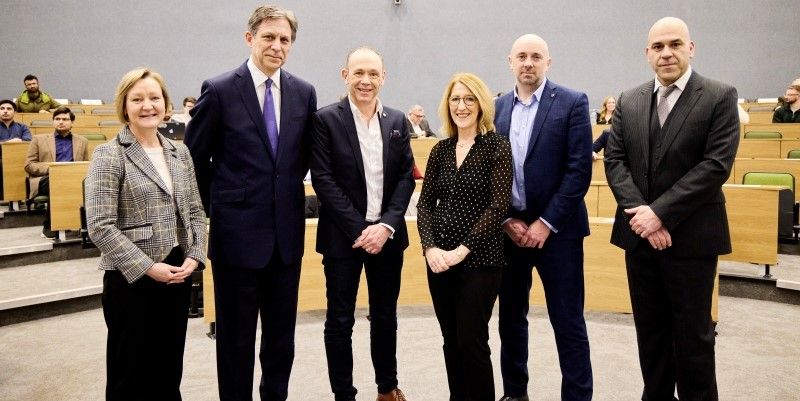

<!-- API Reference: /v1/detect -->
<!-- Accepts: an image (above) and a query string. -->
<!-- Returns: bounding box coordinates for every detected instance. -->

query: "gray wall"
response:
[2,0,798,129]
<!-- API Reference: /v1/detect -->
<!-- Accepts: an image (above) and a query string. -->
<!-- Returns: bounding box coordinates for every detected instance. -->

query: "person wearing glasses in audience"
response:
[170,96,196,124]
[773,85,800,123]
[596,96,616,124]
[417,72,512,401]
[85,68,208,401]
[406,104,436,138]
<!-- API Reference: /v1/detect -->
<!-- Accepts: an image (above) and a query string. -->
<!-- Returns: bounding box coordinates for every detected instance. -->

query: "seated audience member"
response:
[0,99,32,142]
[592,128,611,160]
[164,103,175,122]
[773,85,800,123]
[407,104,437,137]
[16,74,62,113]
[25,107,89,238]
[170,96,196,124]
[596,96,615,124]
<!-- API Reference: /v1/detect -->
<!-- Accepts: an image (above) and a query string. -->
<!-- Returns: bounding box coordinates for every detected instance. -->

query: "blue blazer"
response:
[310,98,415,258]
[494,80,593,240]
[185,62,317,268]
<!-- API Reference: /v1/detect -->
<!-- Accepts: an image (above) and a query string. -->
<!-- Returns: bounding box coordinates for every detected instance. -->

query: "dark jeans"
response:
[323,249,403,401]
[38,175,51,229]
[428,263,502,401]
[103,246,191,401]
[212,251,301,401]
[498,238,593,401]
[626,245,718,401]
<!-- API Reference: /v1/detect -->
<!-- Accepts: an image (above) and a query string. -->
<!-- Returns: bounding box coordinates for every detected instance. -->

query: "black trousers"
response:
[323,249,403,401]
[37,175,51,229]
[428,263,502,401]
[212,251,301,401]
[626,244,718,401]
[103,246,191,401]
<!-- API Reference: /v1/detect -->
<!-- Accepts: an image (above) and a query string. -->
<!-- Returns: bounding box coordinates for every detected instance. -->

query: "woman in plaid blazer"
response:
[85,68,207,401]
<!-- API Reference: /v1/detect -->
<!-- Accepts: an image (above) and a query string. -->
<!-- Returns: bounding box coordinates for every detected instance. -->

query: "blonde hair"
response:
[114,68,172,124]
[598,96,615,122]
[438,72,495,138]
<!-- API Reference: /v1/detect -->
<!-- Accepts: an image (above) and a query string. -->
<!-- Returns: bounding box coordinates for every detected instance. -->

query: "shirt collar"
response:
[347,95,384,120]
[54,131,72,139]
[653,66,692,93]
[514,77,548,106]
[247,56,281,91]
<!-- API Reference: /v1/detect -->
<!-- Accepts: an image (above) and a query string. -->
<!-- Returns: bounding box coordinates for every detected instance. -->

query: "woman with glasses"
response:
[417,72,512,400]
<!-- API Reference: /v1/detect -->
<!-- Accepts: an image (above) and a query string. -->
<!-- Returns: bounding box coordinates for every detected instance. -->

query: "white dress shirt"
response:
[347,96,388,228]
[247,57,282,132]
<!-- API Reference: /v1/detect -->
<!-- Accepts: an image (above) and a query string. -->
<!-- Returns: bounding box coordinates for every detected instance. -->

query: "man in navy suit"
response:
[494,34,593,401]
[184,5,316,401]
[310,47,414,401]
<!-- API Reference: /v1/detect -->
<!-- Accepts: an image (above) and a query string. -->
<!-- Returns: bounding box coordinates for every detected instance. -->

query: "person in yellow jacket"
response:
[16,74,62,113]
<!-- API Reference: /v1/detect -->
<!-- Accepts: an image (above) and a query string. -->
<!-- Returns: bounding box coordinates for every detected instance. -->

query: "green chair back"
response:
[742,172,795,193]
[744,131,782,139]
[79,133,107,141]
[787,150,800,159]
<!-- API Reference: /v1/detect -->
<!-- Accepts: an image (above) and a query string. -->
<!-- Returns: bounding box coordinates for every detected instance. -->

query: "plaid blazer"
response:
[86,127,208,283]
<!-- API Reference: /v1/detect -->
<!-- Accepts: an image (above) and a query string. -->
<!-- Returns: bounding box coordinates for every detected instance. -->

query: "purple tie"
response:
[263,78,278,153]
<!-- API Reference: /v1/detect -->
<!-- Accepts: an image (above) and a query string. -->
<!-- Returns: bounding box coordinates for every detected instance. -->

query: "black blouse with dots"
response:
[417,131,513,268]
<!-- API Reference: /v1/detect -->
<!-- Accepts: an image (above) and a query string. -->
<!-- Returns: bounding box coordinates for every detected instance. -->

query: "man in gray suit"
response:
[604,17,739,401]
[406,105,436,138]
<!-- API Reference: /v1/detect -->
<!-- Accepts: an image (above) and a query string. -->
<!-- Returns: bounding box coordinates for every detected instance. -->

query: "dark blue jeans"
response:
[323,249,403,401]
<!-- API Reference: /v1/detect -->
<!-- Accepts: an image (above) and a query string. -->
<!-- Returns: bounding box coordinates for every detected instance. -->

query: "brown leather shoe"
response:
[376,387,407,401]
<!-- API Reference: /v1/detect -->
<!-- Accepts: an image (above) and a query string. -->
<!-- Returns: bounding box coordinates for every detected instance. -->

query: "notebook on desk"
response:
[157,122,186,141]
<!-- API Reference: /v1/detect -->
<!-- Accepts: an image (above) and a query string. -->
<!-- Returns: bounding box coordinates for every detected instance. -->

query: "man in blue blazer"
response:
[310,47,414,401]
[184,5,316,401]
[494,34,593,401]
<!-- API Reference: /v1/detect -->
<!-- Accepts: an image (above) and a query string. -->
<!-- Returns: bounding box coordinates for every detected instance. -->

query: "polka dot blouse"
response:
[417,132,513,268]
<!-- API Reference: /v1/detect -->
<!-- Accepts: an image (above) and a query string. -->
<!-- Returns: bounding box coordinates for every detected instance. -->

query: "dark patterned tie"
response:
[657,84,677,127]
[263,78,278,153]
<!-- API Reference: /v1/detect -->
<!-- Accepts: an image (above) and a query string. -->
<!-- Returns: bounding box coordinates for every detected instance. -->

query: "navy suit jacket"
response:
[494,80,593,240]
[185,62,317,268]
[310,98,415,258]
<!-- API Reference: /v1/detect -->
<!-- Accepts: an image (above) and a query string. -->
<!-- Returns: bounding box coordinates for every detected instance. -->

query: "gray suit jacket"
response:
[604,71,740,256]
[24,132,89,198]
[86,127,208,283]
[406,117,436,138]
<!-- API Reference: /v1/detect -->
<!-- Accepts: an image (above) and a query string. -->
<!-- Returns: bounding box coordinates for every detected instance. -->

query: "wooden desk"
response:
[737,139,800,159]
[742,123,800,139]
[49,162,90,235]
[741,102,777,112]
[748,111,774,124]
[592,158,606,182]
[592,124,611,140]
[410,138,438,159]
[18,113,120,128]
[1,141,31,203]
[733,158,800,201]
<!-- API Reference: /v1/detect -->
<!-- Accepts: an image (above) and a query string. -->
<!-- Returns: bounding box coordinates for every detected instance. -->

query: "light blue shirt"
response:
[509,78,547,211]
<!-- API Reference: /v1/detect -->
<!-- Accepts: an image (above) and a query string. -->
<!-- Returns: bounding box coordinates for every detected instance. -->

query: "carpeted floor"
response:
[1,296,798,401]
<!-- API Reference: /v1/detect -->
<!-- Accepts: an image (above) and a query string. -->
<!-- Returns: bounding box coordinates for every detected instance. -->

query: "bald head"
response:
[646,17,695,86]
[508,34,551,94]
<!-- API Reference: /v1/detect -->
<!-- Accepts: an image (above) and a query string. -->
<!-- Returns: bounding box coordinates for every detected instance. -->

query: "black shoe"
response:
[499,396,529,401]
[41,228,56,239]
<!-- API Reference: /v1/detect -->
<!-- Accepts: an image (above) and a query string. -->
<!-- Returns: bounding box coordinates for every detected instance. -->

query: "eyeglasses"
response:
[449,95,477,106]
[786,93,800,97]
[411,113,425,118]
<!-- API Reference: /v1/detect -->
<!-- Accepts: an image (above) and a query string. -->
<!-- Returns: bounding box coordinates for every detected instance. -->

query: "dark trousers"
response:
[103,246,191,401]
[212,251,301,401]
[37,175,51,229]
[626,244,718,401]
[323,249,403,401]
[498,238,593,401]
[428,263,502,401]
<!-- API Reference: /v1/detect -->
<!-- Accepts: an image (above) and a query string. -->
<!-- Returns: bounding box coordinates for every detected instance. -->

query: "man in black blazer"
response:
[310,47,414,401]
[604,17,739,401]
[184,5,316,401]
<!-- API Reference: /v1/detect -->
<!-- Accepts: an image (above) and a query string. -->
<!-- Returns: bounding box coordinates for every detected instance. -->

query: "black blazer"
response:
[604,72,740,256]
[417,132,512,268]
[310,98,415,258]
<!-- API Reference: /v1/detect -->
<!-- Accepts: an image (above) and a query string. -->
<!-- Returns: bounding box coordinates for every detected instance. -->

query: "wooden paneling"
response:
[742,123,800,139]
[591,158,606,182]
[733,158,800,201]
[49,162,90,231]
[1,141,31,202]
